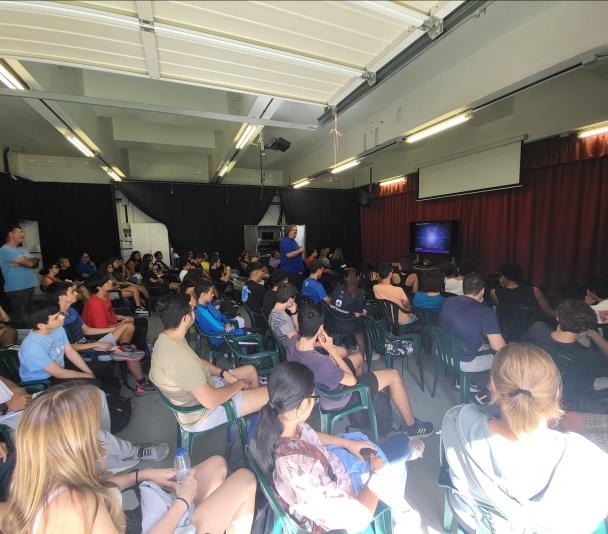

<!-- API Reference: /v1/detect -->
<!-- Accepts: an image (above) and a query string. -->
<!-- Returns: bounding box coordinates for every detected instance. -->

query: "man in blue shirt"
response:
[439,272,505,373]
[279,225,304,275]
[0,225,38,326]
[302,260,331,304]
[75,252,97,277]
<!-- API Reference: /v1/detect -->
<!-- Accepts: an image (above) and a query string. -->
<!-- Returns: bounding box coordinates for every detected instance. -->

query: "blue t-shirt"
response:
[302,277,327,303]
[279,237,303,273]
[18,327,69,381]
[63,307,86,343]
[76,261,96,276]
[0,244,36,292]
[413,292,446,311]
[195,303,246,347]
[438,295,501,362]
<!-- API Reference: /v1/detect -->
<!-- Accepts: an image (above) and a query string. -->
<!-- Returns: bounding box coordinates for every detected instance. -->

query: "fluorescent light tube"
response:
[65,134,95,157]
[293,179,311,189]
[406,112,472,143]
[331,159,360,174]
[379,176,405,186]
[218,160,236,177]
[349,1,428,26]
[235,124,258,150]
[578,123,608,139]
[107,170,121,181]
[0,63,25,90]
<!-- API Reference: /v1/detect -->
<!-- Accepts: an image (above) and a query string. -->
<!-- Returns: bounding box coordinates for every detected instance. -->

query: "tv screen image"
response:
[411,220,458,254]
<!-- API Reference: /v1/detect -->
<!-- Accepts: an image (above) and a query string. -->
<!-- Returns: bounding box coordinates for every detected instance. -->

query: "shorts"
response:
[344,357,379,406]
[460,345,494,372]
[77,333,117,362]
[181,377,244,433]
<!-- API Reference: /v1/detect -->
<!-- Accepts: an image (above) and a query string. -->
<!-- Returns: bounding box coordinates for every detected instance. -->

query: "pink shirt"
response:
[373,283,411,324]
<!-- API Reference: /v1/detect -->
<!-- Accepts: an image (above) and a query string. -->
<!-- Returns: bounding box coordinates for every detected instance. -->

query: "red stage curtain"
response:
[361,135,608,292]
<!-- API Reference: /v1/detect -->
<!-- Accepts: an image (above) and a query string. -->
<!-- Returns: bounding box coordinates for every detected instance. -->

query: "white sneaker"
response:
[407,437,425,461]
[135,306,150,315]
[106,457,140,474]
[131,442,170,462]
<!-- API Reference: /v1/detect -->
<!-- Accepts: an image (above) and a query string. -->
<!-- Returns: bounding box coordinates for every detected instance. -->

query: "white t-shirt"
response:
[444,277,463,296]
[0,380,13,404]
[592,299,608,325]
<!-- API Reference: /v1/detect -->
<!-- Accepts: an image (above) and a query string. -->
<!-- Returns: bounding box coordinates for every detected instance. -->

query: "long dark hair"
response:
[141,253,154,273]
[250,362,315,477]
[344,268,359,298]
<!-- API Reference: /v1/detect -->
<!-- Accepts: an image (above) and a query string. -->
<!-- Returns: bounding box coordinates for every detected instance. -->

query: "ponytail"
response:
[250,362,315,477]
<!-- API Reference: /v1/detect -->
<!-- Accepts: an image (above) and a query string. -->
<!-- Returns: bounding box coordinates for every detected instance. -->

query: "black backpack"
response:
[348,390,394,437]
[101,384,132,434]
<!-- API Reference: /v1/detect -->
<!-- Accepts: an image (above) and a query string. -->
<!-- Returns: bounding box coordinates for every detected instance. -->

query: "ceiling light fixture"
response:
[156,24,364,78]
[0,62,25,90]
[379,176,406,187]
[405,112,472,143]
[350,0,428,26]
[293,179,311,189]
[218,160,236,177]
[331,159,360,174]
[234,124,258,150]
[106,170,121,181]
[102,166,123,181]
[578,123,608,139]
[64,134,95,157]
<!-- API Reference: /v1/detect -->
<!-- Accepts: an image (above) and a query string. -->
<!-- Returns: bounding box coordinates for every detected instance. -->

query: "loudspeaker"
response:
[265,137,291,152]
[358,187,373,208]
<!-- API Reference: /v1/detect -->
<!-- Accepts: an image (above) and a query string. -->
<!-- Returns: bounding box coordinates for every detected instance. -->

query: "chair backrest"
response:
[426,325,467,370]
[155,387,204,414]
[265,317,287,362]
[243,302,264,330]
[245,447,302,534]
[533,342,586,404]
[362,316,386,360]
[364,298,384,321]
[0,349,21,383]
[413,307,439,327]
[496,304,544,342]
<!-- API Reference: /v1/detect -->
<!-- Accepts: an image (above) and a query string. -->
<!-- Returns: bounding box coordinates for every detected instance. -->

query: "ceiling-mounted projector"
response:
[264,137,291,152]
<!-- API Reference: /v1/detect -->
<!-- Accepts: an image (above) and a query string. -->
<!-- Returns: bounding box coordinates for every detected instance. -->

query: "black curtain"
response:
[0,173,120,266]
[280,188,361,261]
[119,182,275,265]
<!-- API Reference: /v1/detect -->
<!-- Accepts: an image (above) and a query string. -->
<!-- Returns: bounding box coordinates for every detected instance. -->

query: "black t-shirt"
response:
[262,290,278,318]
[57,267,77,281]
[495,285,538,308]
[210,266,225,282]
[245,280,266,314]
[330,285,364,317]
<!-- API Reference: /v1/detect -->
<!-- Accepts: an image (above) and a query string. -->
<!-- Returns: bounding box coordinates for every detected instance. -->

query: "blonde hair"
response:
[490,343,562,436]
[2,384,126,534]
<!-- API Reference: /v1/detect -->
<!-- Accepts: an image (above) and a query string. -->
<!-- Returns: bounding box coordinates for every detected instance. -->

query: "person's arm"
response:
[0,375,25,396]
[114,314,133,323]
[487,333,506,352]
[407,273,418,294]
[190,380,245,410]
[0,306,9,324]
[533,287,555,318]
[63,343,95,375]
[11,255,39,268]
[43,362,94,380]
[81,324,115,336]
[318,328,356,386]
[71,341,113,352]
[490,288,499,306]
[586,329,608,357]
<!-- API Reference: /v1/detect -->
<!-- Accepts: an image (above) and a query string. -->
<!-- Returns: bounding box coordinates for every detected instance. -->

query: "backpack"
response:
[348,390,394,437]
[102,385,132,433]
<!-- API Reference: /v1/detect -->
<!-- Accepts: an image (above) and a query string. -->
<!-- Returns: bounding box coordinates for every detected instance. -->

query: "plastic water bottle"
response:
[174,447,191,484]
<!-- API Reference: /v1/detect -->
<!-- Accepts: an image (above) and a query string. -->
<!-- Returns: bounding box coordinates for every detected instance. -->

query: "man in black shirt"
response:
[262,270,288,318]
[242,263,266,315]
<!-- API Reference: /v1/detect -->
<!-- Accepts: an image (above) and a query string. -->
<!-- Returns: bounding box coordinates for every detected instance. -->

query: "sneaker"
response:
[112,346,145,361]
[135,306,150,315]
[106,457,140,474]
[407,437,425,461]
[132,442,170,462]
[455,381,481,393]
[135,379,155,396]
[405,418,434,438]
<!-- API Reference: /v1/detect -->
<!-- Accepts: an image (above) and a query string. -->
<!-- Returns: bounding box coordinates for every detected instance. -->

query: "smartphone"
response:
[359,447,376,459]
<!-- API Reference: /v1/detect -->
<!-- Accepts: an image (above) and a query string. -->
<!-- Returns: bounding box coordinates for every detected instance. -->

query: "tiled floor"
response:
[118,313,462,533]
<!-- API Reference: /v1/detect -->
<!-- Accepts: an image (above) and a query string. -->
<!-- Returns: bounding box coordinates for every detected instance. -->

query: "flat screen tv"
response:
[410,220,458,255]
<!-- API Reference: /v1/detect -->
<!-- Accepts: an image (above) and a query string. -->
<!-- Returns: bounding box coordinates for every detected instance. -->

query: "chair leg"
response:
[431,362,440,399]
[319,411,330,435]
[460,372,471,404]
[366,403,379,444]
[181,428,194,458]
[418,352,425,391]
[443,493,454,533]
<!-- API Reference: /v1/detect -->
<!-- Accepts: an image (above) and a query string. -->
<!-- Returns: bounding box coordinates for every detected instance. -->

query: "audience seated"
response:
[238,251,251,273]
[0,224,39,326]
[373,262,415,325]
[262,270,288,318]
[288,303,433,437]
[269,283,300,349]
[0,305,17,347]
[209,254,232,285]
[318,247,331,268]
[241,263,266,315]
[268,250,281,270]
[113,256,151,302]
[150,293,267,434]
[251,361,423,532]
[329,268,366,352]
[56,256,76,281]
[141,254,178,293]
[75,251,97,277]
[38,262,61,291]
[305,248,319,267]
[302,260,331,304]
[330,247,345,271]
[82,274,154,394]
[1,384,253,533]
[438,272,505,373]
[100,259,149,316]
[412,269,446,311]
[586,275,608,325]
[442,343,608,533]
[391,256,419,296]
[153,250,169,273]
[440,261,463,296]
[524,299,608,396]
[125,250,142,278]
[491,263,554,318]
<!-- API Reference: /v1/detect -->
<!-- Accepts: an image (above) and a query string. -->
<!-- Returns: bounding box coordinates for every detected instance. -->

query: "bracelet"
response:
[134,469,140,485]
[175,496,190,510]
[219,369,226,379]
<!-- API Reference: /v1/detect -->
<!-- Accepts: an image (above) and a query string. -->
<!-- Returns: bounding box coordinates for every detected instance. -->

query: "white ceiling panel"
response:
[69,0,138,17]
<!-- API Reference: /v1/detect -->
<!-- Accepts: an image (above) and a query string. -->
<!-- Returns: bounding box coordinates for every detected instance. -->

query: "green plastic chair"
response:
[265,319,288,362]
[0,349,50,393]
[193,325,227,364]
[362,316,424,390]
[426,326,492,404]
[155,387,247,460]
[317,382,379,444]
[245,446,392,534]
[223,332,279,379]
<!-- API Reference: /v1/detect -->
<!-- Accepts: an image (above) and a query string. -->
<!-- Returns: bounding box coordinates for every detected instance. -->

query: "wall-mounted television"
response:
[410,220,458,255]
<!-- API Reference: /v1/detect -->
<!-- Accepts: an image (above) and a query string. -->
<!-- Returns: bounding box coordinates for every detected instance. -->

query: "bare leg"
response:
[374,368,415,426]
[354,332,366,355]
[230,365,259,388]
[0,327,17,347]
[135,283,150,300]
[190,468,256,534]
[121,287,141,307]
[192,455,228,502]
[126,360,144,381]
[239,387,269,416]
[113,322,135,344]
[346,353,364,376]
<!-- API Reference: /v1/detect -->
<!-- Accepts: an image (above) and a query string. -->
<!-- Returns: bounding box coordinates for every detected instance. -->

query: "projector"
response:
[265,137,291,152]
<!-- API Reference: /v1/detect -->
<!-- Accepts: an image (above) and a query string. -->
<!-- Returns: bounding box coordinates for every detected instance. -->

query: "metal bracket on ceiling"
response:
[361,70,376,87]
[421,16,443,40]
[139,19,155,33]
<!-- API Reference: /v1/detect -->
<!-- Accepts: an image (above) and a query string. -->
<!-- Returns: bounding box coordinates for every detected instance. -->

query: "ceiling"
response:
[0,1,607,187]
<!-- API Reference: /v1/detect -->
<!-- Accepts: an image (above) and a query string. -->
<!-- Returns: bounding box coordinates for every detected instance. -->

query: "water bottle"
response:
[174,447,191,484]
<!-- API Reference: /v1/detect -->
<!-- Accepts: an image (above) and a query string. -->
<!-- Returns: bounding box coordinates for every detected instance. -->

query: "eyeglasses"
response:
[308,393,320,402]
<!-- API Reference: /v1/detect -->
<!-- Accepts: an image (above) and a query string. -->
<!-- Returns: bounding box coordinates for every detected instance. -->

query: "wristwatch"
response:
[0,403,8,416]
[219,369,227,379]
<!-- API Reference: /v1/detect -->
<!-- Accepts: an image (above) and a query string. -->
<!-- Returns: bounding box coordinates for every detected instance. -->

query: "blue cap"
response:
[176,447,185,456]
